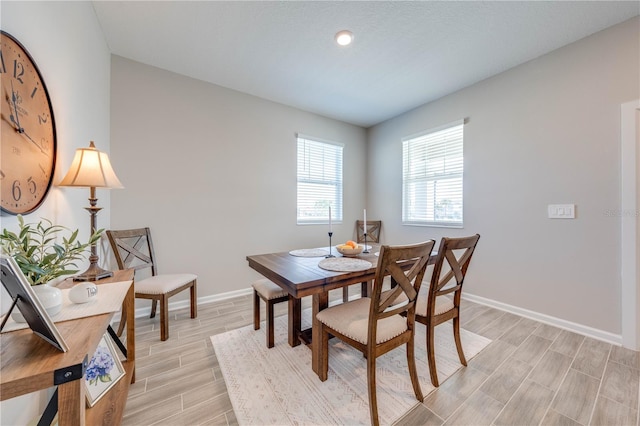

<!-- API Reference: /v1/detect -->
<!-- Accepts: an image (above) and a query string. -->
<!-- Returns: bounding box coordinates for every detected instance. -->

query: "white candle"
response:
[363,209,367,234]
[329,206,332,232]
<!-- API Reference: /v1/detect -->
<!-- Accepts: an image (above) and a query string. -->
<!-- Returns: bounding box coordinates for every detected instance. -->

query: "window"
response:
[402,120,464,227]
[297,134,343,224]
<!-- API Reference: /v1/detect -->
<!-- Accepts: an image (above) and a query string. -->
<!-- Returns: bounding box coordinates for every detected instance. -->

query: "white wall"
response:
[0,2,111,424]
[1,5,636,423]
[109,56,367,300]
[368,17,640,336]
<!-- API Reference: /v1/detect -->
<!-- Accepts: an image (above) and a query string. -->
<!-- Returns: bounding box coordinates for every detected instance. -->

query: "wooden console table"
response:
[0,269,135,425]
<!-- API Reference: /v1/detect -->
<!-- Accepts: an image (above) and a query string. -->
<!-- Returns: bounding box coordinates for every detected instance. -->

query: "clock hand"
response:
[2,93,20,131]
[10,81,24,133]
[6,82,48,156]
[21,130,49,157]
[0,111,17,128]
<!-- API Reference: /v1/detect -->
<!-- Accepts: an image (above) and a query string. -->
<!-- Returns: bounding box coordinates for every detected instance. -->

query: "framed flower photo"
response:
[84,333,125,407]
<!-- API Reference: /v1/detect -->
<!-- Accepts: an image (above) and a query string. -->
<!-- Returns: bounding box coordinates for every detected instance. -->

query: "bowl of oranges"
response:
[336,240,364,256]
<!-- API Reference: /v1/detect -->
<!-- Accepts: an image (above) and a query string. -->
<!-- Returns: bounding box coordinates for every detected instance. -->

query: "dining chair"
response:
[106,227,198,341]
[356,219,382,244]
[342,220,383,302]
[316,240,435,426]
[415,234,480,387]
[252,278,289,348]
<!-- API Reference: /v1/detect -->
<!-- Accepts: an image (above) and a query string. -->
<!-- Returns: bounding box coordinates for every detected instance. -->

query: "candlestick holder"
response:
[326,232,335,257]
[363,232,370,253]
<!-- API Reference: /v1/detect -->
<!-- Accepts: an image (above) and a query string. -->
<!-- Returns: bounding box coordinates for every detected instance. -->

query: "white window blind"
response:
[402,121,464,227]
[297,135,343,224]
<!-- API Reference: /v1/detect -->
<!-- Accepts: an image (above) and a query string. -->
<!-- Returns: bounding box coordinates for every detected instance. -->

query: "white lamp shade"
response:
[58,142,123,188]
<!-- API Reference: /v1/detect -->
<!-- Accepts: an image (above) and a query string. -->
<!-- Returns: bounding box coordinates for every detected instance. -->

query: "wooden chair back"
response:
[426,234,480,313]
[343,220,382,302]
[356,220,381,243]
[369,240,435,346]
[106,227,158,277]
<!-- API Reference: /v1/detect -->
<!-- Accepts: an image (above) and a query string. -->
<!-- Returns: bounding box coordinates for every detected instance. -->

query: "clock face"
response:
[0,31,56,215]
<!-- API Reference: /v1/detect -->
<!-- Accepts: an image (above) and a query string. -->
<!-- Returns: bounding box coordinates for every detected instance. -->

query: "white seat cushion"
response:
[135,273,197,295]
[316,298,408,345]
[253,278,287,300]
[416,287,454,316]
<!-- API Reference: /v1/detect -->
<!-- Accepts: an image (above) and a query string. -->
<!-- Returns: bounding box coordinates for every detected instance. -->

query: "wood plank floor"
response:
[121,291,640,426]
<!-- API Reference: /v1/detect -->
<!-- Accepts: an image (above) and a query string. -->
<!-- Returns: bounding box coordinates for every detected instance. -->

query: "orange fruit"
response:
[346,240,357,249]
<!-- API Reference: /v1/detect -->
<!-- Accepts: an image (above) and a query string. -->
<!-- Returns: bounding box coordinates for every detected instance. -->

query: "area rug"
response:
[211,310,491,425]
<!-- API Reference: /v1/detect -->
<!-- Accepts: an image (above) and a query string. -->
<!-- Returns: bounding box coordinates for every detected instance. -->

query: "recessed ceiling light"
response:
[335,30,354,46]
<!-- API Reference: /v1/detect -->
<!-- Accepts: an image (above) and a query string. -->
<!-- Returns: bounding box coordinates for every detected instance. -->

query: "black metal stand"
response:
[363,232,370,253]
[107,325,127,358]
[37,388,58,426]
[326,232,335,258]
[0,295,20,331]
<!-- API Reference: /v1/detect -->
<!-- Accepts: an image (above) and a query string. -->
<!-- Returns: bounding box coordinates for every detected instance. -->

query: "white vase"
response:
[11,283,63,323]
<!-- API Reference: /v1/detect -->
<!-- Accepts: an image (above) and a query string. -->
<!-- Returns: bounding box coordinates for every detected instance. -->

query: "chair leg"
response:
[266,300,275,348]
[318,325,330,381]
[150,299,158,319]
[406,336,424,401]
[253,291,261,330]
[427,325,439,387]
[190,281,197,319]
[453,316,467,366]
[367,350,379,426]
[160,295,169,341]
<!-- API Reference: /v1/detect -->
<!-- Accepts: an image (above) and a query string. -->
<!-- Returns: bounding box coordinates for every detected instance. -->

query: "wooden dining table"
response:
[246,244,432,375]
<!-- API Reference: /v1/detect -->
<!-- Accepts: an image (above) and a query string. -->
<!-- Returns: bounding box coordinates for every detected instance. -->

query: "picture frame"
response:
[0,255,68,351]
[84,333,125,407]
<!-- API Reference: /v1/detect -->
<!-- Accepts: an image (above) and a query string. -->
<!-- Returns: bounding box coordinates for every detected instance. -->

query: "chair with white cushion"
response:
[415,234,480,386]
[106,227,197,341]
[252,278,289,348]
[316,240,435,426]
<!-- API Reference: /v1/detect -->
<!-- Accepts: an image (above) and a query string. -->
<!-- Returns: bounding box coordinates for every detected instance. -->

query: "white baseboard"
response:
[463,292,622,346]
[112,287,253,323]
[112,286,622,347]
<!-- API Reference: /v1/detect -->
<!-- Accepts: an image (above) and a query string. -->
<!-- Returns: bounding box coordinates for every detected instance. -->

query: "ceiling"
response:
[92,1,639,128]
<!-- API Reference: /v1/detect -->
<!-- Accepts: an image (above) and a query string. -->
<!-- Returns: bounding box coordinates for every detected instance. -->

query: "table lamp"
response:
[59,141,123,281]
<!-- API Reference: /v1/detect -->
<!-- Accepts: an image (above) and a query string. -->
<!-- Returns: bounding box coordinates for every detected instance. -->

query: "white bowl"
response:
[336,244,364,256]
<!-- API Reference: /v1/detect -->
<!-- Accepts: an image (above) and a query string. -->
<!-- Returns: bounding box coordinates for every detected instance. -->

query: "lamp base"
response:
[73,264,113,281]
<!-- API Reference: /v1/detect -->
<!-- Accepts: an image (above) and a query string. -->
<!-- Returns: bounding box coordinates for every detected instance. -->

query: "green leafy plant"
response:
[0,215,102,285]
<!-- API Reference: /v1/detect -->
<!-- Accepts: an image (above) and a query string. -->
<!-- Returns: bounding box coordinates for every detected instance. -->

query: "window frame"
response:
[402,119,465,228]
[296,134,344,226]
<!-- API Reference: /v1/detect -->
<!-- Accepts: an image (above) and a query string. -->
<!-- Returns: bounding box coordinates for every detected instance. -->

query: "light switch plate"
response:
[548,204,576,219]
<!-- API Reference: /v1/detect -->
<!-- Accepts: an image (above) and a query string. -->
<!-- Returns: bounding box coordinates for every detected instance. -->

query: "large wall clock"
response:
[1,31,57,215]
